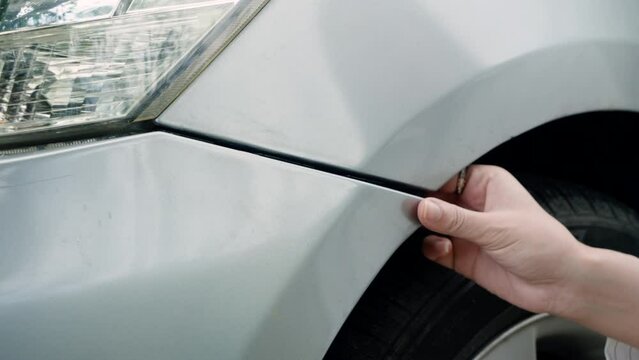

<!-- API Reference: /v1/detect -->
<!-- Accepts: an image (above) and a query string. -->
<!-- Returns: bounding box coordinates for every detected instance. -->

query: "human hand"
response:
[417,165,588,315]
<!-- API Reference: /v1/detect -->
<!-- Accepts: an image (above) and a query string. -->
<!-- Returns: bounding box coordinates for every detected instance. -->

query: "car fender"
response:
[158,0,639,188]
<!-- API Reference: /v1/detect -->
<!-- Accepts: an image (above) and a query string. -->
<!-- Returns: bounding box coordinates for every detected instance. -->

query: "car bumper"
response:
[0,132,420,360]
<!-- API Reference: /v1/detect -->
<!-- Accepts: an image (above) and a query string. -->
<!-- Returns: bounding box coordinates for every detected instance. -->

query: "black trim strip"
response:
[1,120,429,197]
[161,127,429,197]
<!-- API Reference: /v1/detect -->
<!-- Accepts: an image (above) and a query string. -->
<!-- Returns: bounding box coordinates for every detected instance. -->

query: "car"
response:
[1,0,638,359]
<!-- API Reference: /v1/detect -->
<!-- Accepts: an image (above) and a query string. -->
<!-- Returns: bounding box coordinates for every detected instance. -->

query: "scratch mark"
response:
[0,175,73,189]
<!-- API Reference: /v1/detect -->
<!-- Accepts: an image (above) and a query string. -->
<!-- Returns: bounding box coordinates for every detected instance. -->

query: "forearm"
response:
[554,246,639,347]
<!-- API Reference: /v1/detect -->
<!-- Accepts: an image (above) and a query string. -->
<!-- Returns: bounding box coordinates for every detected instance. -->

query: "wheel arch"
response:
[321,41,639,357]
[365,41,639,190]
[479,110,639,212]
[325,110,639,359]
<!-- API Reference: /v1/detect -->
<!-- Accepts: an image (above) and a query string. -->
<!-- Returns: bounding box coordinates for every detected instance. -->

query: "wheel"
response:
[324,176,639,360]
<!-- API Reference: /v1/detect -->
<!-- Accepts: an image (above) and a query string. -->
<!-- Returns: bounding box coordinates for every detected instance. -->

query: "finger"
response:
[418,197,489,240]
[429,165,515,211]
[422,235,454,269]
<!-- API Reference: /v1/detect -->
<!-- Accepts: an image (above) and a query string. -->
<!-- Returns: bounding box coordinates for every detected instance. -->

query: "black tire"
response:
[324,176,639,360]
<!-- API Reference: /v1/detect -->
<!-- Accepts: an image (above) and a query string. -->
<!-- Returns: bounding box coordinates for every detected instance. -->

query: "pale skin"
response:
[417,165,639,347]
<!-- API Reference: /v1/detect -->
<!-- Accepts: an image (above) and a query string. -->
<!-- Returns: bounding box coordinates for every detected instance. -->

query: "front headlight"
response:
[0,0,268,144]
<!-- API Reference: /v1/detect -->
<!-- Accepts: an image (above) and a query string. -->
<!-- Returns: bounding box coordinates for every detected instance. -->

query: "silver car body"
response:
[160,0,639,187]
[2,0,639,359]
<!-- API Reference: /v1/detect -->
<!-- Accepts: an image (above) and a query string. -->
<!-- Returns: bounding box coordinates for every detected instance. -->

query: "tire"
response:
[324,176,639,360]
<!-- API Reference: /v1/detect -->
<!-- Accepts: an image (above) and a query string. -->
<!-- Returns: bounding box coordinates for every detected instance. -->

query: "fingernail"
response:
[442,241,451,254]
[423,200,442,222]
[424,251,438,261]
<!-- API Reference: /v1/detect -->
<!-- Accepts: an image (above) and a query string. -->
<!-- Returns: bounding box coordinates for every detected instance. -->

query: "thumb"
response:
[418,197,487,239]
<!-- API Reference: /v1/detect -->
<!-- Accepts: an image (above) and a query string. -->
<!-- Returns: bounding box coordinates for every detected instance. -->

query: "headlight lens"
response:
[0,0,121,32]
[0,0,268,143]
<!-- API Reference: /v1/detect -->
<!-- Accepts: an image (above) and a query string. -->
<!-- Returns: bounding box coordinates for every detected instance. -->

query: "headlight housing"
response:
[0,0,268,144]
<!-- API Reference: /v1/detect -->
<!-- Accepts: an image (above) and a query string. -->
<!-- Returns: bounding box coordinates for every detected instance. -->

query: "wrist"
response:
[547,243,601,320]
[547,245,639,346]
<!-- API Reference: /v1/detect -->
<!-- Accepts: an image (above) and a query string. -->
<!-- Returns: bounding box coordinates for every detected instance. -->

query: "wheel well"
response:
[478,111,639,211]
[327,111,639,358]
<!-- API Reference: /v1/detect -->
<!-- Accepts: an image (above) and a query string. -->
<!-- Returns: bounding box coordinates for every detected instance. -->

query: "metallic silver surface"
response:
[158,0,639,189]
[474,314,606,360]
[0,132,420,359]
